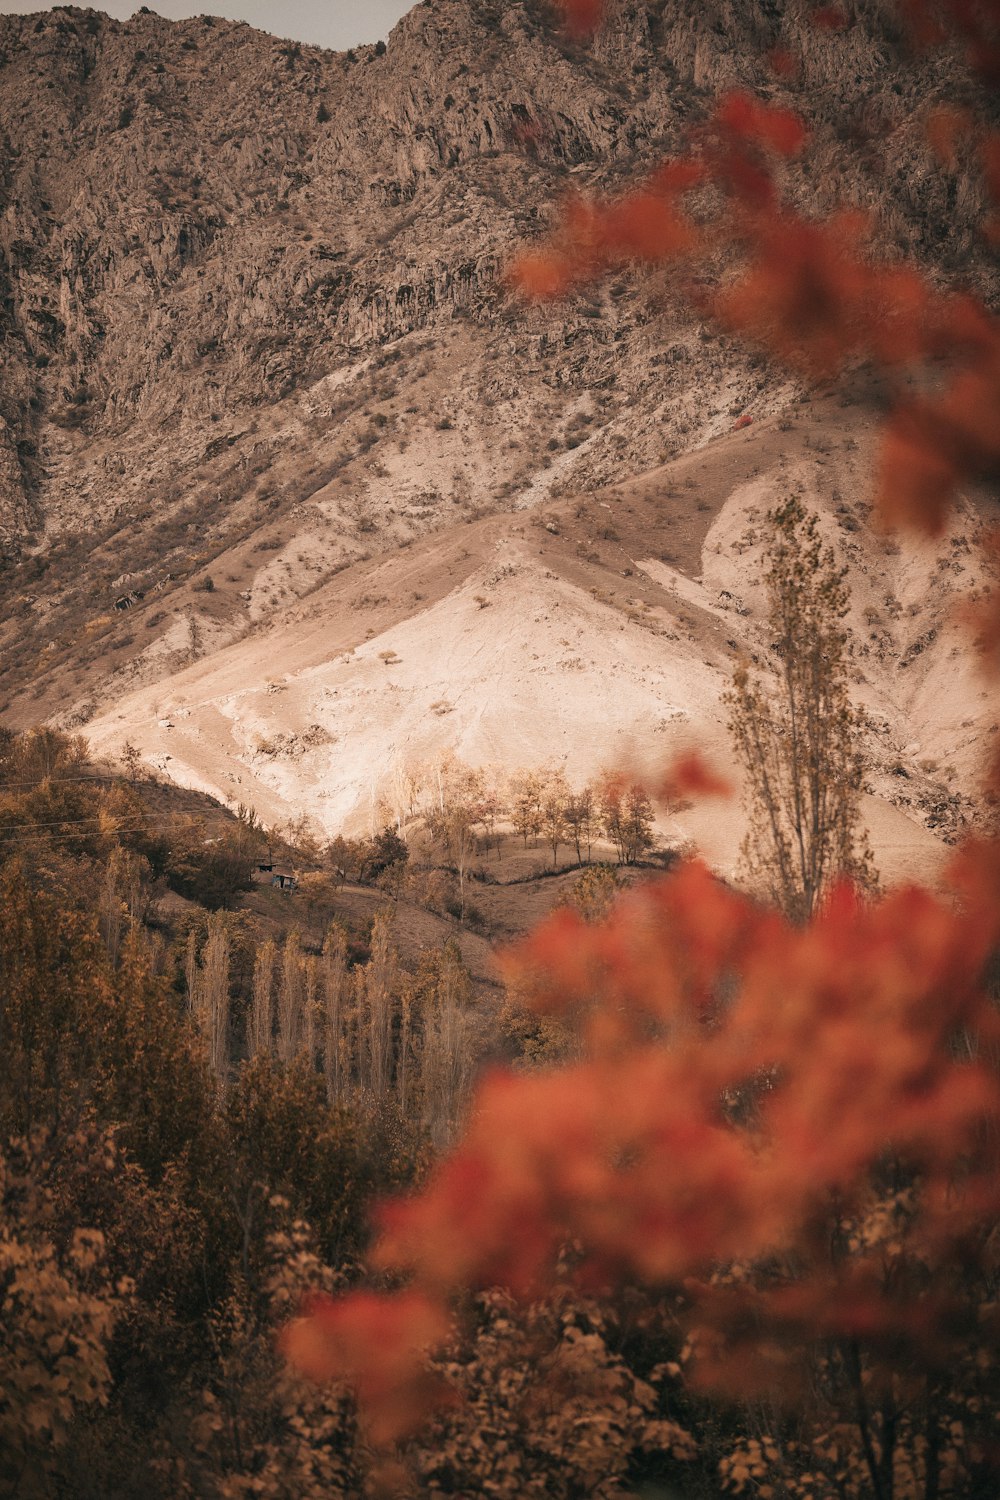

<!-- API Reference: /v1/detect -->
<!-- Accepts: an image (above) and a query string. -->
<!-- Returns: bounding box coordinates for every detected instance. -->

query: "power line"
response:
[0,811,251,841]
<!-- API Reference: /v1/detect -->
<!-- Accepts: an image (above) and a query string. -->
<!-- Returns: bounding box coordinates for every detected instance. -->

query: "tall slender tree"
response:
[248,937,275,1060]
[725,498,876,922]
[321,925,349,1105]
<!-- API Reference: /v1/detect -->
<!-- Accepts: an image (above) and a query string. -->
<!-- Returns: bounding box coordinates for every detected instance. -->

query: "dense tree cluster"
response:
[0,729,483,1496]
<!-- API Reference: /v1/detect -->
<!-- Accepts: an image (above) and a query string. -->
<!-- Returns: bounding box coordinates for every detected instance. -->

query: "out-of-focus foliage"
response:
[5,0,1000,1492]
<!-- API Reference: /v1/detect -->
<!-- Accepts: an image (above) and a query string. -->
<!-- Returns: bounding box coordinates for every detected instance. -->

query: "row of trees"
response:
[186,914,478,1148]
[312,763,659,924]
[318,490,865,933]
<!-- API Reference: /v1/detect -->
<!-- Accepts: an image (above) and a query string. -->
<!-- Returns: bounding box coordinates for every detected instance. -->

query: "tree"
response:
[296,869,341,933]
[166,819,256,909]
[321,925,349,1106]
[277,931,306,1065]
[597,774,656,865]
[563,862,622,924]
[425,761,486,921]
[509,768,544,848]
[360,826,409,886]
[725,498,876,923]
[0,1131,127,1495]
[539,768,571,865]
[412,941,476,1150]
[355,911,400,1105]
[187,915,231,1095]
[563,784,598,864]
[249,936,276,1061]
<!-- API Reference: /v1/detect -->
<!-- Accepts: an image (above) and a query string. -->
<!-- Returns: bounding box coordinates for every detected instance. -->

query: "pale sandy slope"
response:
[85,398,991,888]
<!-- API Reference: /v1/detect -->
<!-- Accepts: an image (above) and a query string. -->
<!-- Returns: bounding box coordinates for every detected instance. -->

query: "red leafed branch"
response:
[284,857,1000,1437]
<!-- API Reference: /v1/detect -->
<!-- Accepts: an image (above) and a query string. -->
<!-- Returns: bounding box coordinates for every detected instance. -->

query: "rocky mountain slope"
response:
[0,0,996,873]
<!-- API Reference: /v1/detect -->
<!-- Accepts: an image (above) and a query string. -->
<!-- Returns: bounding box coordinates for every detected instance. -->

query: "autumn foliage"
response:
[283,2,1000,1496]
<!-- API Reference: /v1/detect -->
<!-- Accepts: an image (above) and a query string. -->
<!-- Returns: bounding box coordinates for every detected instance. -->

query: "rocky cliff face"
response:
[0,0,993,761]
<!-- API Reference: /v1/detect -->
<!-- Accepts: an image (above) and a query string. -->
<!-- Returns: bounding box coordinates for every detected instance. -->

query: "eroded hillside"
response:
[83,389,993,884]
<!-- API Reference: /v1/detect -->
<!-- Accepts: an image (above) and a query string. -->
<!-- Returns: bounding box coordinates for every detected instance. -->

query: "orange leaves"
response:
[924,107,1000,237]
[281,1288,452,1444]
[509,248,578,300]
[718,210,950,384]
[279,3,1000,1448]
[700,92,809,212]
[925,103,973,167]
[509,64,1000,538]
[283,840,1000,1443]
[767,46,800,77]
[898,0,1000,81]
[714,90,808,158]
[876,409,964,535]
[742,885,999,1217]
[656,749,733,804]
[877,336,1000,533]
[811,6,851,30]
[501,858,752,1036]
[374,1042,768,1291]
[509,179,699,301]
[712,185,1000,527]
[604,190,698,261]
[715,211,873,377]
[552,0,605,37]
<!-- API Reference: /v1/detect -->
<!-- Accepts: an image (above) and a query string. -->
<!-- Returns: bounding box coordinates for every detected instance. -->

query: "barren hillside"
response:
[84,387,991,884]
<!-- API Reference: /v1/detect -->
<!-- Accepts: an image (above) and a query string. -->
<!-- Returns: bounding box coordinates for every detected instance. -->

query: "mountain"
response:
[0,0,994,870]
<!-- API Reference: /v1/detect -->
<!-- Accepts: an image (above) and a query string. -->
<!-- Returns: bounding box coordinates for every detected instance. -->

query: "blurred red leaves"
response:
[509,176,699,300]
[715,90,808,157]
[510,74,1000,532]
[899,0,1000,80]
[715,210,875,375]
[811,6,851,30]
[767,46,800,77]
[552,0,605,37]
[281,1289,453,1444]
[656,749,733,803]
[286,856,1000,1435]
[926,103,973,167]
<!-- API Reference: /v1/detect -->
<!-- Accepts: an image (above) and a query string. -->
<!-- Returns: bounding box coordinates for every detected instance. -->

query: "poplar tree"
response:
[726,498,876,923]
[321,925,349,1105]
[248,937,276,1060]
[277,931,304,1063]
